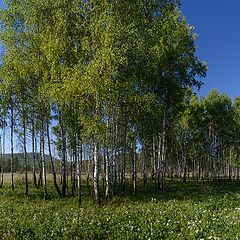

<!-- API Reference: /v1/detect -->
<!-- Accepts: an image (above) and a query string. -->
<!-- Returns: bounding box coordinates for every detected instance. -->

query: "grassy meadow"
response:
[0,175,240,239]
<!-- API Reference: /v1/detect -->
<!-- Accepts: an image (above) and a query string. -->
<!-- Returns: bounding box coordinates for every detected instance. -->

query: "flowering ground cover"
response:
[0,180,239,239]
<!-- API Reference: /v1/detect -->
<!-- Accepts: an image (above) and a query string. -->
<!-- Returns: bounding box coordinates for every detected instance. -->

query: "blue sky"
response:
[181,0,240,100]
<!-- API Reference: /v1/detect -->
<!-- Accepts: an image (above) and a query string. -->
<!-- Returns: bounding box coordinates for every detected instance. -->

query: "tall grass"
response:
[0,177,240,239]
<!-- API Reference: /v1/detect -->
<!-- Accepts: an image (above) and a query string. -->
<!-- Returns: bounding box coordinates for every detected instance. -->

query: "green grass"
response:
[0,180,240,239]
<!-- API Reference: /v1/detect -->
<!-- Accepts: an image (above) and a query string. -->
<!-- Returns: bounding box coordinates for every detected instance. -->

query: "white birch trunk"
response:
[93,141,100,205]
[10,105,14,190]
[105,148,110,199]
[23,118,28,195]
[161,113,166,193]
[40,120,48,200]
[77,137,82,205]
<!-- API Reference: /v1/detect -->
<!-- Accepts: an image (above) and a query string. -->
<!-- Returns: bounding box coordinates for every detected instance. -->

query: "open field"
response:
[0,178,240,239]
[1,173,61,183]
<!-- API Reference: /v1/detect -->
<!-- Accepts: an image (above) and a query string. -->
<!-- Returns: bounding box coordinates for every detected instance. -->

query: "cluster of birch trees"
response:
[3,0,236,205]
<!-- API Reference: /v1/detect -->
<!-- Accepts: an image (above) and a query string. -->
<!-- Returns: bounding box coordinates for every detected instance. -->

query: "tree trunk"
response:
[229,148,232,180]
[32,116,37,188]
[41,120,48,200]
[70,148,74,194]
[37,137,43,188]
[142,142,147,189]
[60,112,67,197]
[132,137,137,196]
[23,118,28,195]
[157,135,161,191]
[105,147,110,199]
[183,143,187,183]
[121,121,127,191]
[47,121,61,197]
[161,113,166,193]
[93,140,100,205]
[77,136,82,206]
[86,152,90,190]
[116,124,121,193]
[9,105,14,191]
[102,147,105,192]
[152,137,157,191]
[0,167,3,189]
[112,147,117,195]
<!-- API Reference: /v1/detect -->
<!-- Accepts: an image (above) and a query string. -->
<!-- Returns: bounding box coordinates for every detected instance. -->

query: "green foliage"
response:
[0,0,207,142]
[0,180,240,239]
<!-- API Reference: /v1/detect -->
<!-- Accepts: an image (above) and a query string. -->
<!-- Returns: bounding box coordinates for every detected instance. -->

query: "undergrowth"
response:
[0,179,240,239]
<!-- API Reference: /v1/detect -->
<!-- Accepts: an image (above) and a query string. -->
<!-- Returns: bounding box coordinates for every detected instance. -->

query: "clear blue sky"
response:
[181,0,240,100]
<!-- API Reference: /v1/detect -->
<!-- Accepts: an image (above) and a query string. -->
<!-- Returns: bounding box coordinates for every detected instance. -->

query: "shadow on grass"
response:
[103,179,240,206]
[1,177,240,206]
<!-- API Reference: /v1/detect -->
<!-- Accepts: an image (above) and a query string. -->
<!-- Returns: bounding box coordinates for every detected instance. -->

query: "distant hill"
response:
[1,153,56,162]
[0,153,60,173]
[2,153,32,161]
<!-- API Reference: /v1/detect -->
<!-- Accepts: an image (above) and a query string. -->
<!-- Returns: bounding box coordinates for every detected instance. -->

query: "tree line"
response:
[2,0,235,206]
